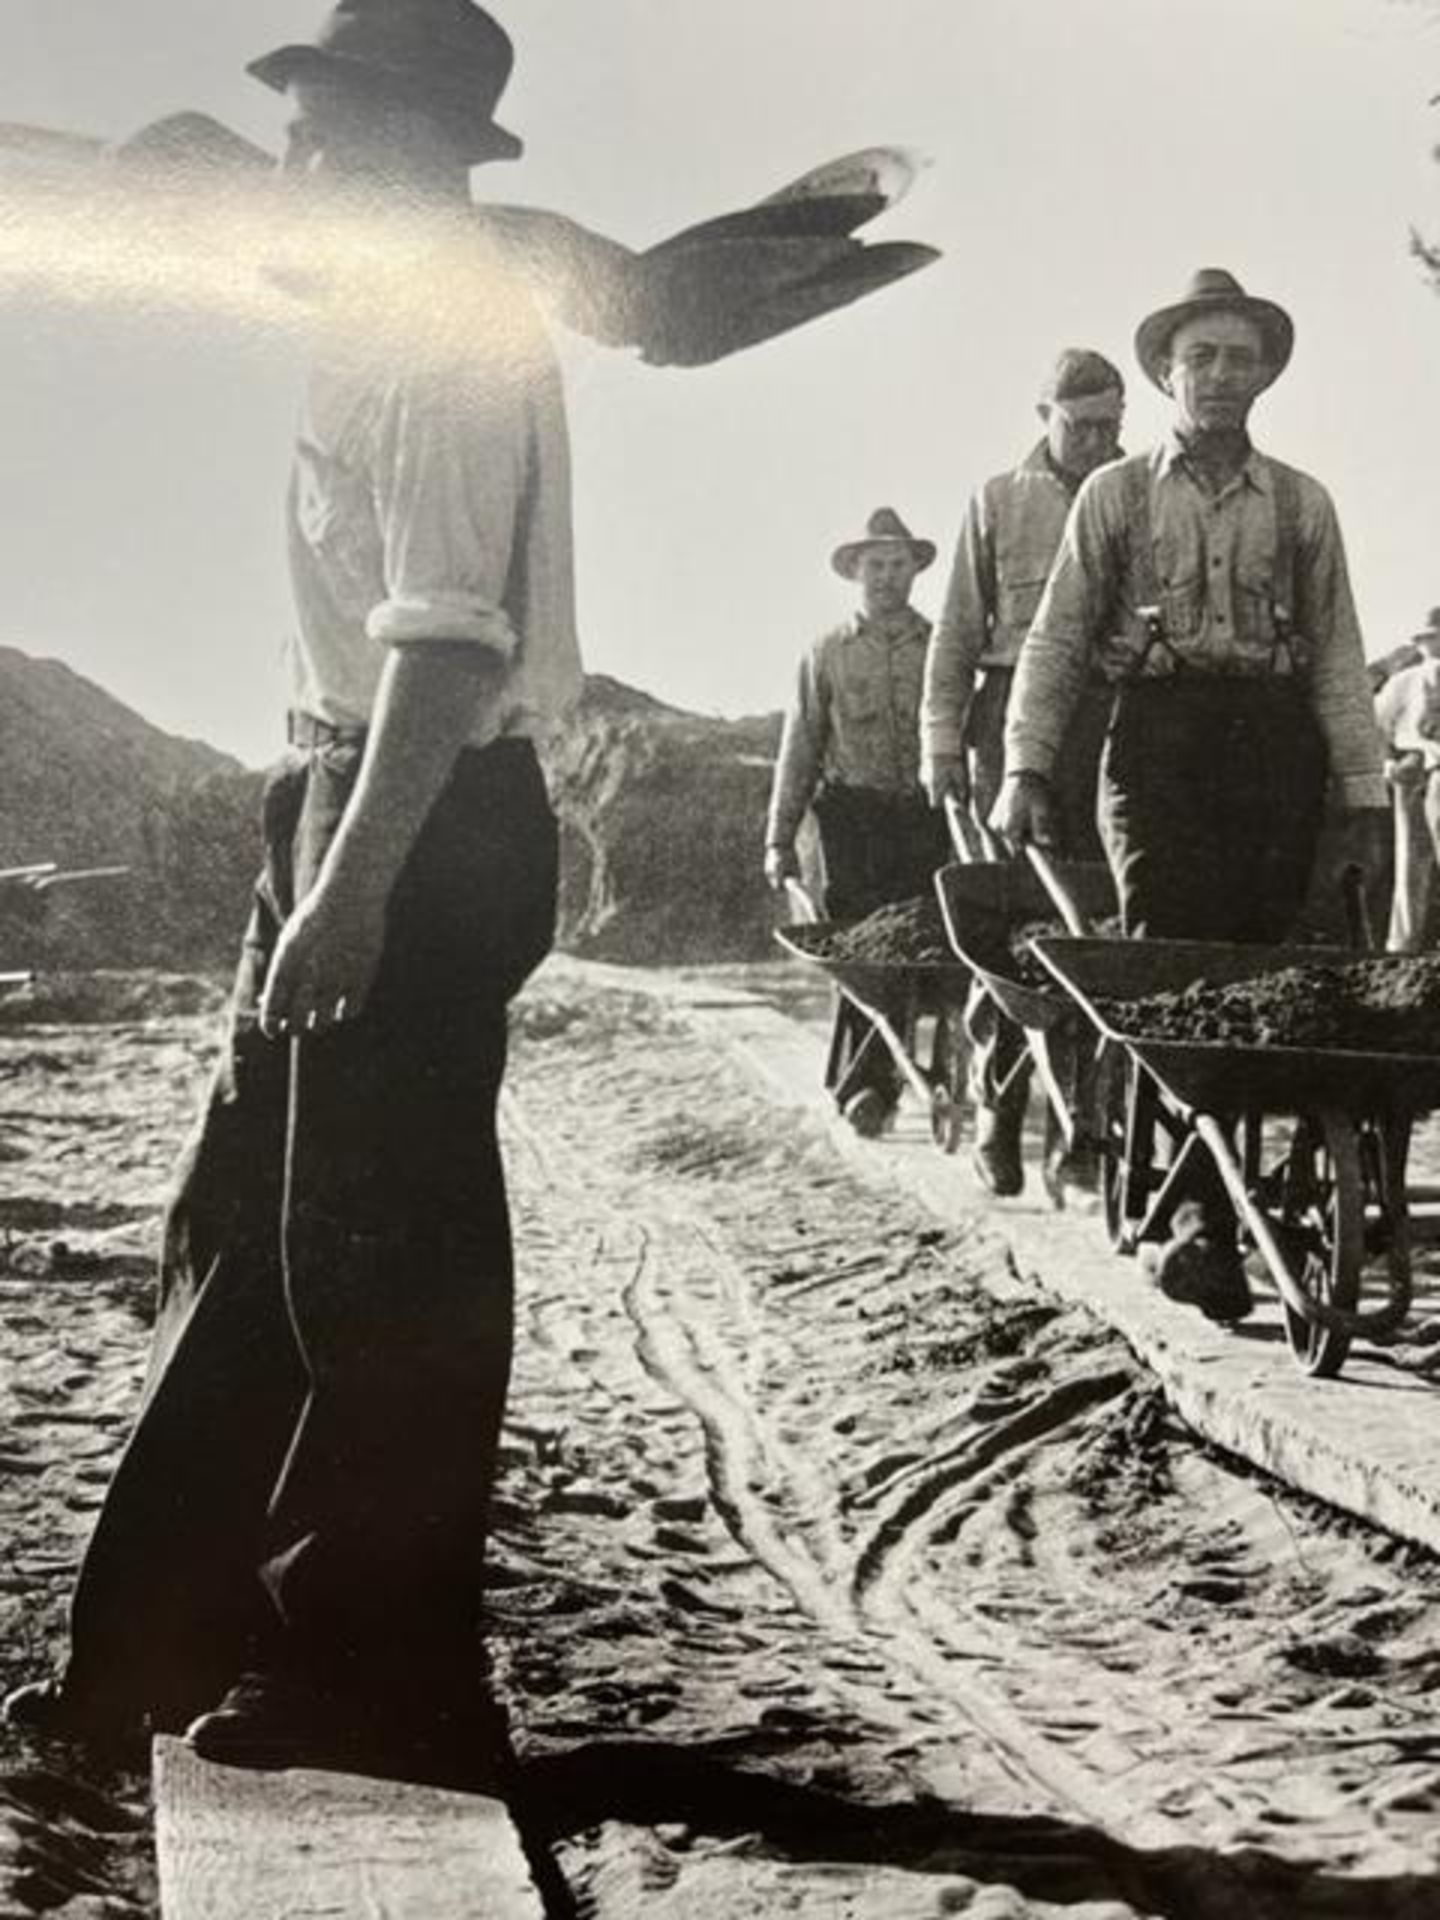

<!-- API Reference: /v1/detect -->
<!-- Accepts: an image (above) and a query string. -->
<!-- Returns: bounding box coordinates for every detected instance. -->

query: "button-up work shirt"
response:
[766,609,931,850]
[1004,438,1386,809]
[285,264,582,751]
[921,441,1078,767]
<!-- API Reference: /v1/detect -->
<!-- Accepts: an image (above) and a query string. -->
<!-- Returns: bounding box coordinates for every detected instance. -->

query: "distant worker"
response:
[995,268,1387,1321]
[765,507,948,1134]
[1367,605,1440,695]
[1375,610,1440,951]
[921,349,1124,1197]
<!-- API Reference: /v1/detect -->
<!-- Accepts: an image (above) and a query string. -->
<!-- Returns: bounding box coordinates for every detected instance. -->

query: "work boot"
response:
[2,1673,149,1752]
[842,1086,895,1138]
[186,1669,510,1790]
[971,1100,1024,1197]
[1149,1202,1255,1325]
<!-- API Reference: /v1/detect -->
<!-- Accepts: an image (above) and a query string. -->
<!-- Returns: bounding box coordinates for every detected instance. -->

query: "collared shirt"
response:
[284,265,582,752]
[1004,437,1386,809]
[1376,661,1440,770]
[921,441,1079,768]
[766,609,932,849]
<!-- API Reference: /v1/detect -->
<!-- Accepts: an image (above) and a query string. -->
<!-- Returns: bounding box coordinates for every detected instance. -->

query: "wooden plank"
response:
[153,1735,543,1920]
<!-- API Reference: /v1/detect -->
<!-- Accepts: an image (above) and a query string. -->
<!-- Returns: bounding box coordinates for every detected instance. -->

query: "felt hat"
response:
[1412,608,1440,651]
[248,0,522,162]
[1135,268,1293,392]
[831,507,936,580]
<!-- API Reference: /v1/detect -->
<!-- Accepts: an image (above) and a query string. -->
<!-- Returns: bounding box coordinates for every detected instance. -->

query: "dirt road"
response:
[2,967,1440,1917]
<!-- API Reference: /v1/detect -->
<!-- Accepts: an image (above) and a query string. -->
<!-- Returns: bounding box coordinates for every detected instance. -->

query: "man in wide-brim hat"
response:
[765,507,949,1136]
[4,0,581,1781]
[247,0,525,162]
[993,267,1387,1323]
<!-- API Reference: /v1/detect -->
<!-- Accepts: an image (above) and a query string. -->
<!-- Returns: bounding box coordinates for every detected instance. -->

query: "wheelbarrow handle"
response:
[783,877,821,925]
[30,865,131,894]
[943,793,1008,865]
[1026,843,1092,936]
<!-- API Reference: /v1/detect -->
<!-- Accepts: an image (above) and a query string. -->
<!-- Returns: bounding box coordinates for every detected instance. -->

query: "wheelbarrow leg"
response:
[1096,1051,1170,1252]
[1196,1109,1368,1377]
[828,994,898,1133]
[927,1005,967,1155]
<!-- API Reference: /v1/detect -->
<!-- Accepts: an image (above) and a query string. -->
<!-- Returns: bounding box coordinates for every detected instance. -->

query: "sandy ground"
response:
[2,965,1440,1917]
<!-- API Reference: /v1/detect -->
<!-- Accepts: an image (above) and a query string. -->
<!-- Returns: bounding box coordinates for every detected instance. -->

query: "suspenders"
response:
[1119,454,1302,678]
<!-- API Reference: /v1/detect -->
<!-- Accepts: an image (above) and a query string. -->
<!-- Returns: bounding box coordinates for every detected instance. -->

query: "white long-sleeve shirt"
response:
[283,265,582,749]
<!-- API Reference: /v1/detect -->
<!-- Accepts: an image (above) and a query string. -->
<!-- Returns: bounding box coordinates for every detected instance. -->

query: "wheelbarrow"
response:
[932,800,1118,1203]
[774,882,971,1151]
[1030,930,1440,1378]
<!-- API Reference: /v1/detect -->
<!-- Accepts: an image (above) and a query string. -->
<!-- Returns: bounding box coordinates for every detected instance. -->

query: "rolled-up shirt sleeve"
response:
[921,489,993,768]
[1004,477,1117,781]
[366,356,531,657]
[1297,483,1388,810]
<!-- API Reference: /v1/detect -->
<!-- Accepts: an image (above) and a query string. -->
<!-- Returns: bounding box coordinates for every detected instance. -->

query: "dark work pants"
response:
[1098,680,1328,942]
[812,784,949,1104]
[967,668,1110,861]
[966,674,1110,1121]
[1099,681,1327,1244]
[60,734,557,1729]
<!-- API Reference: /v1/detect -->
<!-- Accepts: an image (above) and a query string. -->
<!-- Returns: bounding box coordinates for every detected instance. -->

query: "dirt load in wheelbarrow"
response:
[1032,937,1440,1378]
[775,896,972,1150]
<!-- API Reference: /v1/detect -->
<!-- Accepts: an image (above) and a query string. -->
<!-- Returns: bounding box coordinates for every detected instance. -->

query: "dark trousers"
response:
[968,669,1110,860]
[812,783,950,923]
[1098,680,1328,942]
[965,674,1110,1119]
[812,785,949,1103]
[60,734,557,1728]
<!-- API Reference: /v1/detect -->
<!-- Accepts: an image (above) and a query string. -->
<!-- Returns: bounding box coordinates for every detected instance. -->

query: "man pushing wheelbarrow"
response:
[765,507,950,1135]
[993,267,1389,1321]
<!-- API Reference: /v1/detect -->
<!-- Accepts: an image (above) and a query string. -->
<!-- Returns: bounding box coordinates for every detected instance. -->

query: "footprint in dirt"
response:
[1281,1634,1387,1680]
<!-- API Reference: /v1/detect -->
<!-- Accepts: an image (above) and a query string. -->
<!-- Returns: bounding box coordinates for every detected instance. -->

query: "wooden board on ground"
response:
[153,1735,542,1920]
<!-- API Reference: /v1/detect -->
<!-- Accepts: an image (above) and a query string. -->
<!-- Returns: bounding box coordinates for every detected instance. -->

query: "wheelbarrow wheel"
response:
[1277,1109,1361,1378]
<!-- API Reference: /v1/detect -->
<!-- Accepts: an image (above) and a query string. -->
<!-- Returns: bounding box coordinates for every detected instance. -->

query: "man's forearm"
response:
[922,515,989,763]
[314,644,505,910]
[766,706,821,850]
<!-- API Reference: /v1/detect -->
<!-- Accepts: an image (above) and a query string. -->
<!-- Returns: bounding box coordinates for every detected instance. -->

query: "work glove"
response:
[764,843,799,891]
[989,771,1060,851]
[922,755,968,811]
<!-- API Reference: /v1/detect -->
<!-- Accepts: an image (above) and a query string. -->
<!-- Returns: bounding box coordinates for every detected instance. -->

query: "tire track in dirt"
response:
[496,975,1440,1909]
[501,999,1197,1850]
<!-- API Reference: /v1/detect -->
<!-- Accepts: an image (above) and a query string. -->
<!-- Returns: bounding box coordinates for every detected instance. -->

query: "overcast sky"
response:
[0,0,1437,766]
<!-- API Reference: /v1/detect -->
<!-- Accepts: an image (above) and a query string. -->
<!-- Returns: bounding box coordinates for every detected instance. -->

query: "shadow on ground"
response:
[513,1740,1439,1920]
